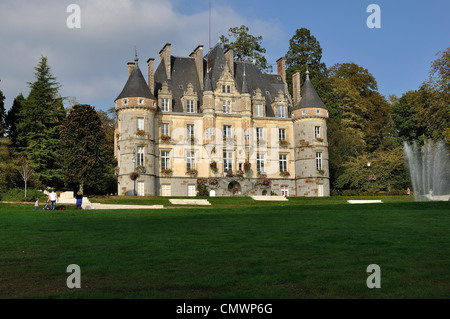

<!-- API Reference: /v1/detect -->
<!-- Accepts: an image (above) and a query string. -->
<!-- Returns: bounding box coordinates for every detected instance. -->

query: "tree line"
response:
[0,56,117,197]
[1,27,448,197]
[221,26,449,195]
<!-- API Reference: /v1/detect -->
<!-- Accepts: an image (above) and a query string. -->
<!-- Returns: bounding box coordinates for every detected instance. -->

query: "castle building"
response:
[114,43,330,197]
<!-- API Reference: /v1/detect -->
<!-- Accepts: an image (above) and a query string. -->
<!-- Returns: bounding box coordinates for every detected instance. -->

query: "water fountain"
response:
[404,140,450,201]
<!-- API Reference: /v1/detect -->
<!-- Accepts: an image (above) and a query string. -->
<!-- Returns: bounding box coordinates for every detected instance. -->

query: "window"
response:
[315,126,320,139]
[255,104,263,117]
[223,100,232,114]
[256,127,264,140]
[281,186,289,197]
[244,129,250,145]
[137,117,144,131]
[301,110,306,115]
[186,151,195,170]
[137,146,144,166]
[278,105,286,118]
[161,98,170,112]
[257,153,265,172]
[279,129,286,141]
[205,127,214,140]
[187,124,194,138]
[279,155,287,172]
[316,109,321,114]
[188,185,196,197]
[161,123,169,136]
[139,98,144,105]
[123,99,128,105]
[223,125,232,139]
[137,181,144,196]
[316,152,322,170]
[161,184,171,196]
[161,151,170,170]
[222,85,231,93]
[223,151,233,171]
[187,100,195,113]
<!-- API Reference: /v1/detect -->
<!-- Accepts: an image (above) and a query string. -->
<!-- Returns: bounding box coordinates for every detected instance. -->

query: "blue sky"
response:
[0,0,449,113]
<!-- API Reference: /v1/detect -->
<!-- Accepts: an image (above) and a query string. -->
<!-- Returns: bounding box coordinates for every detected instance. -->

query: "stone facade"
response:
[114,43,330,197]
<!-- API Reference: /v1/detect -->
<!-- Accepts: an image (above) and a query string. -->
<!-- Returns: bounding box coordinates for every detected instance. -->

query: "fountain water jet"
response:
[404,140,450,201]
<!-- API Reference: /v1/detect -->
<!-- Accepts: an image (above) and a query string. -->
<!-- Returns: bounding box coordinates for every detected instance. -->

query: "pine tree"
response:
[59,104,108,193]
[16,55,66,188]
[220,25,272,73]
[5,94,25,147]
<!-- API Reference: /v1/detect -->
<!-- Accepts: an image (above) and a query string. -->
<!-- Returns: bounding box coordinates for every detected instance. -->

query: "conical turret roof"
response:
[115,61,155,101]
[293,71,327,110]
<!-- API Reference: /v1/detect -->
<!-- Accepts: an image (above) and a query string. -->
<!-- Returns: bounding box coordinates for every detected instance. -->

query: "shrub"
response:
[0,188,47,202]
[196,184,209,196]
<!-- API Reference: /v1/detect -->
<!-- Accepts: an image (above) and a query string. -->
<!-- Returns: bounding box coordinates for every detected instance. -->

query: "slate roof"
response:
[115,62,155,101]
[154,56,203,112]
[153,43,292,117]
[293,73,327,110]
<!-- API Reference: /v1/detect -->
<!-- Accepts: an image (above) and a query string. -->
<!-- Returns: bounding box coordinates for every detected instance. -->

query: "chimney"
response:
[224,48,234,75]
[127,62,135,77]
[159,43,171,79]
[292,71,301,105]
[276,57,286,83]
[147,58,154,95]
[190,45,204,88]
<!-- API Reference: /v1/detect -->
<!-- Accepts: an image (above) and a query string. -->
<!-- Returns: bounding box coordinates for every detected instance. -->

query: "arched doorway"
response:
[228,181,241,194]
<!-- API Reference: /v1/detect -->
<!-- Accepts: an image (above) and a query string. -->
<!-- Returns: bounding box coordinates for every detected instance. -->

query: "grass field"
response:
[0,197,449,299]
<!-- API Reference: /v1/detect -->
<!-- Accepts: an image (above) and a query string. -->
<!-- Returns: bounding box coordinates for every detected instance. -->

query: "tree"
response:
[328,62,391,152]
[220,25,272,73]
[334,147,409,193]
[5,94,25,146]
[16,56,66,188]
[59,104,108,193]
[0,86,5,137]
[417,47,450,144]
[17,156,35,197]
[391,91,426,144]
[285,28,327,95]
[0,138,20,193]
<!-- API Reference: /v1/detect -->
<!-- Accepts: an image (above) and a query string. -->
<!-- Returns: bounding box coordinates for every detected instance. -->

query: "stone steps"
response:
[251,196,288,201]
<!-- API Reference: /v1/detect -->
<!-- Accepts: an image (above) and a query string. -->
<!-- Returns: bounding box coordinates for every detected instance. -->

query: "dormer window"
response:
[278,105,286,118]
[187,100,195,113]
[254,104,263,117]
[161,98,170,112]
[222,85,231,93]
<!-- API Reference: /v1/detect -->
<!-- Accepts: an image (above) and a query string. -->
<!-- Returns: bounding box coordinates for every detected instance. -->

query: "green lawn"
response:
[0,199,449,299]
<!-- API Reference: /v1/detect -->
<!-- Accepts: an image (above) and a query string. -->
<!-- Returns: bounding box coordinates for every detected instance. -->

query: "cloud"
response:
[0,0,286,112]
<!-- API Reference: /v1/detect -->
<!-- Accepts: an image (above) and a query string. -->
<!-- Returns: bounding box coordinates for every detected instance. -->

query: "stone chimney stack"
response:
[159,43,171,79]
[292,71,301,105]
[127,62,135,77]
[224,48,234,75]
[276,57,286,83]
[190,45,204,89]
[147,58,155,95]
